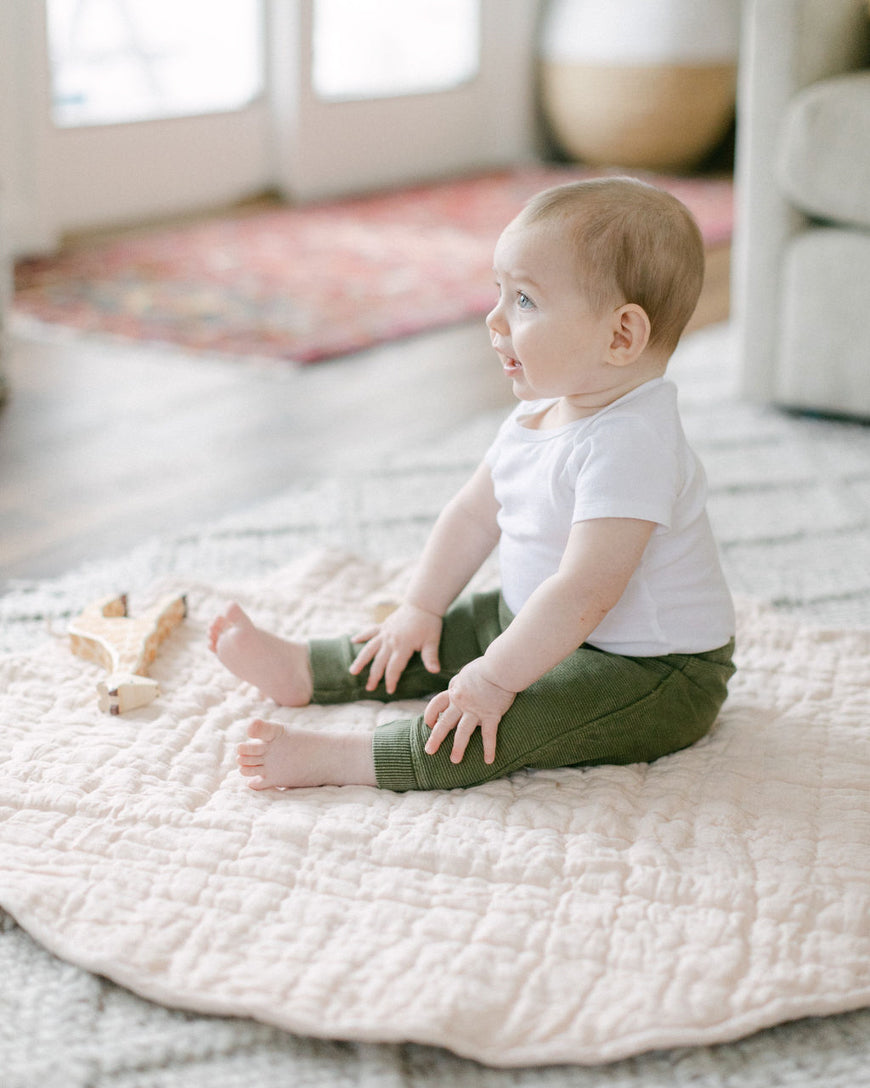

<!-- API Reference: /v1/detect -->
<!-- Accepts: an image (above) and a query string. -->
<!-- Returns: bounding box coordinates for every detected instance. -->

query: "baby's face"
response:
[486,220,619,405]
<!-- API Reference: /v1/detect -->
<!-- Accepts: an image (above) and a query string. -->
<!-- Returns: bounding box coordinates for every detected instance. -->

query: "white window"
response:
[312,0,480,102]
[46,0,264,127]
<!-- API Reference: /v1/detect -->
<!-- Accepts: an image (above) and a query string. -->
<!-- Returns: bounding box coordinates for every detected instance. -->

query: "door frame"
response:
[269,0,543,202]
[1,0,543,257]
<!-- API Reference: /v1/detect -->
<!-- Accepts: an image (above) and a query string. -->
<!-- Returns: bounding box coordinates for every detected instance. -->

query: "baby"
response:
[209,177,736,792]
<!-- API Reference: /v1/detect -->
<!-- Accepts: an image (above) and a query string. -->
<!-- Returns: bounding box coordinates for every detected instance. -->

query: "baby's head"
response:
[511,176,705,356]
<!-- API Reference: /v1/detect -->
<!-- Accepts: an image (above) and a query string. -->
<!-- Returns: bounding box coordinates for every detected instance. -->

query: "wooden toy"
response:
[69,592,187,714]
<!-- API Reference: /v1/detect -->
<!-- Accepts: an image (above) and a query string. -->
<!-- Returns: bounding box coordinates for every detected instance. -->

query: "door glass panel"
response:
[312,0,480,101]
[46,0,263,127]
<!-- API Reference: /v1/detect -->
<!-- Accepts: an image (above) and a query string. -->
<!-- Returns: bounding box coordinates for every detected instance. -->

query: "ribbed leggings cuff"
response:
[372,717,419,792]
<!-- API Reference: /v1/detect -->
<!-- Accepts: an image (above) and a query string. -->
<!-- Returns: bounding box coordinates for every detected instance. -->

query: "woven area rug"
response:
[1,324,869,1088]
[12,166,733,363]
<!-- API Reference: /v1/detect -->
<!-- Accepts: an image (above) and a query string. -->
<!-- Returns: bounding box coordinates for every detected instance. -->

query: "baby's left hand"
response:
[423,659,516,765]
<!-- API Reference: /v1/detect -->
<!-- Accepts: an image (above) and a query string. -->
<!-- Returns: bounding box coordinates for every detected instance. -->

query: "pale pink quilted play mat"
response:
[0,552,867,1067]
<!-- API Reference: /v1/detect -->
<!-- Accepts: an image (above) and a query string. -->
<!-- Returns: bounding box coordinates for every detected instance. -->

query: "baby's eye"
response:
[517,292,535,310]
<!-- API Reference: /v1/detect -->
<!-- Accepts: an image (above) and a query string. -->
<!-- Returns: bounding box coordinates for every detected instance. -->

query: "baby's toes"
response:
[237,737,266,758]
[225,601,253,630]
[247,718,285,744]
[208,615,229,651]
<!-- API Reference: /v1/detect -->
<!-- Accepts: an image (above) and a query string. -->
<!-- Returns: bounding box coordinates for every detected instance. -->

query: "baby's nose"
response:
[486,302,504,333]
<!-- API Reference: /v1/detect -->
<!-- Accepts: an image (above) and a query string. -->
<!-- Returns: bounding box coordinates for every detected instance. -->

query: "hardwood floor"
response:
[0,243,729,586]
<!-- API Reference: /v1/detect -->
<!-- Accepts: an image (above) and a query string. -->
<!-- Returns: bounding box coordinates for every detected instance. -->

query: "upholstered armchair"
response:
[0,216,7,404]
[732,0,870,417]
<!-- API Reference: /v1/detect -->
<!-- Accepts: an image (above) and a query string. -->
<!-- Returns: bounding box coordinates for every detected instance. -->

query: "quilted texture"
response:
[0,550,868,1068]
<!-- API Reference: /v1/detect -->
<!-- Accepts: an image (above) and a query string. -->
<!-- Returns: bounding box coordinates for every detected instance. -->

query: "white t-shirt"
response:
[484,378,735,656]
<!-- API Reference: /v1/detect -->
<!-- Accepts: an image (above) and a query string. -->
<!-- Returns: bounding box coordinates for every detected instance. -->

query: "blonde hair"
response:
[515,177,705,354]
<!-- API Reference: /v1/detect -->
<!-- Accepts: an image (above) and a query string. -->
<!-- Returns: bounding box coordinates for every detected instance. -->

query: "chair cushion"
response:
[779,227,870,416]
[778,70,870,229]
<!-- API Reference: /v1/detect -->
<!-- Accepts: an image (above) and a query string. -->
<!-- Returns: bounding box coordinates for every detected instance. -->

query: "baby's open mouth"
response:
[493,341,522,375]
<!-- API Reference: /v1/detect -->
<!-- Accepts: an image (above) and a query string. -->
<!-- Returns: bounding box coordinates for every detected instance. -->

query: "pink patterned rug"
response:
[13,166,733,364]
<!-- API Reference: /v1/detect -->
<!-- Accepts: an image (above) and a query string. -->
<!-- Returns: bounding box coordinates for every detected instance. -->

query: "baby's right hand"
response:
[350,603,443,694]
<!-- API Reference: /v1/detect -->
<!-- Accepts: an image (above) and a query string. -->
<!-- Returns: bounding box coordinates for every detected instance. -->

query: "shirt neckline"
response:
[513,377,667,437]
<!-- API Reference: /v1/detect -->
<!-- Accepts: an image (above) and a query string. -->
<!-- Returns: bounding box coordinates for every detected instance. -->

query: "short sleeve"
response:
[570,415,682,528]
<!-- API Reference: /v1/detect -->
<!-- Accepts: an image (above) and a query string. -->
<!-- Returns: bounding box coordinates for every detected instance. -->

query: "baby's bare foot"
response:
[237,719,377,789]
[209,602,313,706]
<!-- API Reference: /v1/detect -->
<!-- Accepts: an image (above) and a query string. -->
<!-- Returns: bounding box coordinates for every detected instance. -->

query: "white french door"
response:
[268,0,541,202]
[2,0,271,254]
[1,0,541,256]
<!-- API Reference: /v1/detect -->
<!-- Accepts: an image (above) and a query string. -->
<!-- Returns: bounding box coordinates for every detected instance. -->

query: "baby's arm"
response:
[350,460,501,693]
[424,517,655,763]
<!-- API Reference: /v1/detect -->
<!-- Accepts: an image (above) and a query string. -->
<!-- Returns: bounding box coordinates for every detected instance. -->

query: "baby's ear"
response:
[609,304,651,365]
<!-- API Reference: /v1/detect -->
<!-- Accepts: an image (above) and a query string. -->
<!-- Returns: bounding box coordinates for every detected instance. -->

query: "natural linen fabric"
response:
[0,551,868,1068]
[778,71,870,229]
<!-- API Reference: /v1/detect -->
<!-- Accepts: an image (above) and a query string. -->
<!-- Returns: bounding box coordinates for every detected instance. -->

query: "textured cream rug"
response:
[0,549,867,1068]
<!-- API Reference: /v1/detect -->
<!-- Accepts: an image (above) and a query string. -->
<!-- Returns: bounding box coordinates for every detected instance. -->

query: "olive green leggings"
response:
[309,590,735,792]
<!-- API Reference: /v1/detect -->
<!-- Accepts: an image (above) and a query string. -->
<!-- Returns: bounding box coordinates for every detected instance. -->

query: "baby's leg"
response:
[372,642,735,791]
[213,590,501,712]
[209,603,313,706]
[237,719,376,789]
[306,591,502,705]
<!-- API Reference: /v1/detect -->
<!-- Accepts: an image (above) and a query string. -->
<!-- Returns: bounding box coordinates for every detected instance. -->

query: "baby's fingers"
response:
[366,646,397,692]
[480,718,498,765]
[424,690,450,729]
[420,637,441,675]
[382,649,413,695]
[349,637,379,676]
[449,713,480,764]
[424,697,461,757]
[362,650,390,691]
